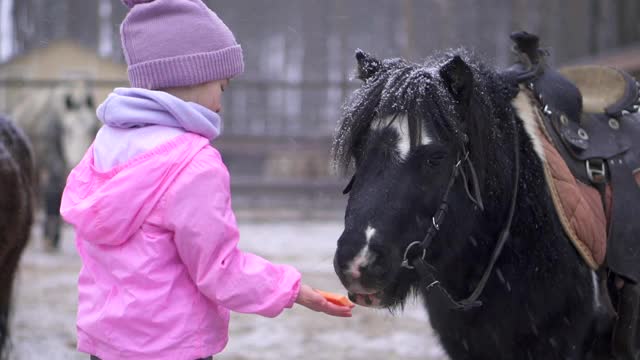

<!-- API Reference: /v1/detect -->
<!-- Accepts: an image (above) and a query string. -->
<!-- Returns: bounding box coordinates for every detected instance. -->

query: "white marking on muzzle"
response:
[371,114,432,160]
[346,225,377,279]
[365,226,376,242]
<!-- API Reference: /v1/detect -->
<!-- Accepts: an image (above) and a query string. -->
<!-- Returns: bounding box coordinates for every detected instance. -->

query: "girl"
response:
[60,1,352,359]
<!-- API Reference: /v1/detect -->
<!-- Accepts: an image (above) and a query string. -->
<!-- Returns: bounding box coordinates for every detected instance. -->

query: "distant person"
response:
[42,116,66,252]
[41,159,65,251]
[60,1,353,359]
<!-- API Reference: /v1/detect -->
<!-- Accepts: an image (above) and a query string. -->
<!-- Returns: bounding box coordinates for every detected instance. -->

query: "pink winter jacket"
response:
[60,132,301,360]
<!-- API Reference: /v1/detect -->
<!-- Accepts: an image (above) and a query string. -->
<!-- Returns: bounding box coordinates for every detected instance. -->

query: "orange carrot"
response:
[316,290,354,307]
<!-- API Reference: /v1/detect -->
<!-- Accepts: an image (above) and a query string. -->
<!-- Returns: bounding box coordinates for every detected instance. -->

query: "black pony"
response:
[0,115,34,359]
[332,50,612,359]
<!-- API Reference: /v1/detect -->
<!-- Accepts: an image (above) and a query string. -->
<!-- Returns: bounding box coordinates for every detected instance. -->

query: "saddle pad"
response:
[533,109,608,269]
[559,66,627,114]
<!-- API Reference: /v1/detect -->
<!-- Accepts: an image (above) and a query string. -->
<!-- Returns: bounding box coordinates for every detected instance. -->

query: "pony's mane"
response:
[332,49,498,175]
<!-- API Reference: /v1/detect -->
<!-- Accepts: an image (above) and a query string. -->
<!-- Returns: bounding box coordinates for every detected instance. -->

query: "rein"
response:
[401,114,521,311]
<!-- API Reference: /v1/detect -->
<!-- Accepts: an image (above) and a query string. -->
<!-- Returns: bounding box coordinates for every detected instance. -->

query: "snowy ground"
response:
[11,218,448,360]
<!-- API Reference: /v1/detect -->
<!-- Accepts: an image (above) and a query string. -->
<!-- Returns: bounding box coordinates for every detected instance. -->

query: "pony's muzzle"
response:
[334,232,390,294]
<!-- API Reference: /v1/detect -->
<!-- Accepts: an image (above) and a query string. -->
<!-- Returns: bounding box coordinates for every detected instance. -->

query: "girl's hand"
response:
[295,284,354,317]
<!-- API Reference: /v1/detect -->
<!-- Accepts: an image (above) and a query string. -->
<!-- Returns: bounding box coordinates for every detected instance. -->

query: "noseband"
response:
[401,114,521,311]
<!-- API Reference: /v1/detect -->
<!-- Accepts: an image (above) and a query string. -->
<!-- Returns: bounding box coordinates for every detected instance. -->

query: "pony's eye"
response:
[415,147,447,171]
[421,159,439,173]
[428,152,446,166]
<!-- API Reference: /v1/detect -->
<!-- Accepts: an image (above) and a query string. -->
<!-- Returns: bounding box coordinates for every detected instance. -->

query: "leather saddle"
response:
[505,31,640,359]
[505,31,640,279]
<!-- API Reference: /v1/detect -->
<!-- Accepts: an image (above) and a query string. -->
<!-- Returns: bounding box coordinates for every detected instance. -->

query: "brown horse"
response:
[0,114,34,358]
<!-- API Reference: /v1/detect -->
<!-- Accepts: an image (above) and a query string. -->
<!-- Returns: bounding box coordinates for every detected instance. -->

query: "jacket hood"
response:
[61,133,210,246]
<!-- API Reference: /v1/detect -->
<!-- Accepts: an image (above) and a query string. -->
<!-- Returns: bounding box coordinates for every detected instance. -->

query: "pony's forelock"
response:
[332,49,494,176]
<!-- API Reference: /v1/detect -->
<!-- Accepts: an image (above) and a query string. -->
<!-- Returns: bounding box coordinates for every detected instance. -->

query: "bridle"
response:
[400,113,521,311]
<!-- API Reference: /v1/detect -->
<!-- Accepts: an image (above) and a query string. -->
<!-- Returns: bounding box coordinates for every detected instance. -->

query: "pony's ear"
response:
[355,49,381,81]
[439,55,473,104]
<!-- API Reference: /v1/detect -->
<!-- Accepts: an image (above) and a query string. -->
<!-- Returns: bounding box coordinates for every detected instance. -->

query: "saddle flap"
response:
[571,113,633,161]
[559,65,639,116]
[538,115,608,269]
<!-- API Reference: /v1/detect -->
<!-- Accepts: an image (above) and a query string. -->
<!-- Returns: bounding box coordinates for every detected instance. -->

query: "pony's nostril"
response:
[349,267,362,280]
[335,228,391,286]
[340,264,362,280]
[345,244,392,284]
[345,247,377,279]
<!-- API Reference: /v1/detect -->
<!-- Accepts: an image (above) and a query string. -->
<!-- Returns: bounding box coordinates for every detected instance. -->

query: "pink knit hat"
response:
[120,0,244,89]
